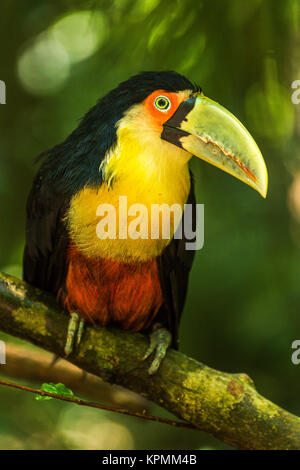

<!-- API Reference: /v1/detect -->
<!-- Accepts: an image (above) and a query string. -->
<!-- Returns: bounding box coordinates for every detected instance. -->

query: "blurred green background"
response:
[0,0,300,450]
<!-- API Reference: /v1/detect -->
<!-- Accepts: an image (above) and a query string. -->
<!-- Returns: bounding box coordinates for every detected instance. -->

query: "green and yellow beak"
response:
[162,94,268,198]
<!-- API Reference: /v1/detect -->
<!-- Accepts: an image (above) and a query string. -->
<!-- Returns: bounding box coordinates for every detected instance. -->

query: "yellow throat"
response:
[66,107,192,263]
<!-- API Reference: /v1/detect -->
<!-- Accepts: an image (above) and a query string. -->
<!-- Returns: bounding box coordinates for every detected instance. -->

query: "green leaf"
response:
[54,383,74,398]
[35,382,74,401]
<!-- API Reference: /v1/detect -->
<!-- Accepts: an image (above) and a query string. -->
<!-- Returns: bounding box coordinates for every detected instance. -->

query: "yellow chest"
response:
[66,130,191,262]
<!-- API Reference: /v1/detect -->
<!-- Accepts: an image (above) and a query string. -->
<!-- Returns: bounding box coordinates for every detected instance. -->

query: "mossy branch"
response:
[0,271,299,450]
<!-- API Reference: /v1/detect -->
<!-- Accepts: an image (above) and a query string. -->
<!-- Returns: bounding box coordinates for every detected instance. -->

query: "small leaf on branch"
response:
[35,382,74,401]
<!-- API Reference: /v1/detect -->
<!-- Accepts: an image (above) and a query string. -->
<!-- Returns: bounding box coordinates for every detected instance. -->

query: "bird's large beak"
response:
[162,94,268,198]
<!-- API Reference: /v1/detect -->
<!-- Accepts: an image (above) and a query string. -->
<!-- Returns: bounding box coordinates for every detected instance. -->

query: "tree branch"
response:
[0,378,195,430]
[0,343,148,411]
[0,271,299,450]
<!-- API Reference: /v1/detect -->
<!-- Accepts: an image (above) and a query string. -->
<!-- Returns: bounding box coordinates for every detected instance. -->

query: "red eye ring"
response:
[145,90,184,126]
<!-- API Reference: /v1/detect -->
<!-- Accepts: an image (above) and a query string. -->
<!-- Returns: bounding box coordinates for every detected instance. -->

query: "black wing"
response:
[157,173,197,349]
[23,172,70,295]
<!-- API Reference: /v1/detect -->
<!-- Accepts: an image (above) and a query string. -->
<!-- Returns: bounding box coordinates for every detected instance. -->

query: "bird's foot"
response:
[142,323,172,375]
[64,312,85,356]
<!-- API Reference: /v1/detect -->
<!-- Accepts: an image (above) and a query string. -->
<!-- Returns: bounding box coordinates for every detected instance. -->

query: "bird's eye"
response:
[154,95,171,112]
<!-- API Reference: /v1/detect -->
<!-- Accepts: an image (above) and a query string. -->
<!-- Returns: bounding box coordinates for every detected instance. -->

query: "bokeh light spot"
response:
[245,81,294,143]
[51,10,107,63]
[130,0,160,20]
[288,172,300,222]
[17,33,70,96]
[17,10,107,96]
[59,407,134,450]
[245,58,294,143]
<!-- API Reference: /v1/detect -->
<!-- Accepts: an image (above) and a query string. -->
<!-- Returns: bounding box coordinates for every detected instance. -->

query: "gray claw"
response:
[64,313,85,356]
[142,324,172,375]
[76,318,85,346]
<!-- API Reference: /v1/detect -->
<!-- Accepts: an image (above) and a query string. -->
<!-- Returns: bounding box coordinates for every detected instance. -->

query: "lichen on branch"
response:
[0,271,299,450]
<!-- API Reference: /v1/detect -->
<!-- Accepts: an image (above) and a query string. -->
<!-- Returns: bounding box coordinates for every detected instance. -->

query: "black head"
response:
[38,71,197,193]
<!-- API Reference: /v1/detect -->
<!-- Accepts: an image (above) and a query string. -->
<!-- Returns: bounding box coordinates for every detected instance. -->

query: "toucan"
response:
[23,71,268,374]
